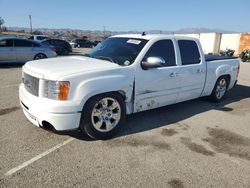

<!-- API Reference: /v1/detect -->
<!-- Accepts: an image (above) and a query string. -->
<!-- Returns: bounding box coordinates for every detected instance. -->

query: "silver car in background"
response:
[0,37,57,63]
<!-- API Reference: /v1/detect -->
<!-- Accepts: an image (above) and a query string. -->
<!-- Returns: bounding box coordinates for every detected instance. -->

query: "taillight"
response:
[51,47,56,52]
[237,64,240,77]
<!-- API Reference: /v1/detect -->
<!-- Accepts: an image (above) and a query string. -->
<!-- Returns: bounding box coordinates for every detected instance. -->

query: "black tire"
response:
[209,76,229,102]
[34,53,47,60]
[80,92,126,140]
[62,49,69,55]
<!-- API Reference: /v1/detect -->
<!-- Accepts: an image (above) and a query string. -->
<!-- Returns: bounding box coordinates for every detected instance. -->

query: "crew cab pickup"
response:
[19,34,240,139]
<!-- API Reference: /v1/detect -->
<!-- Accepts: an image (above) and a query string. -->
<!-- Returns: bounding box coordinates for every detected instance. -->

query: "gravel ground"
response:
[0,59,250,188]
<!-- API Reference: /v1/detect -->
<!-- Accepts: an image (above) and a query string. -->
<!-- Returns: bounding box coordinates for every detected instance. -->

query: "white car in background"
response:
[69,40,76,47]
[28,35,50,41]
[0,37,57,63]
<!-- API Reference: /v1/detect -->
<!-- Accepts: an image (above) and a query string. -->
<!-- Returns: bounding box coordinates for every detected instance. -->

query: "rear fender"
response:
[215,65,232,79]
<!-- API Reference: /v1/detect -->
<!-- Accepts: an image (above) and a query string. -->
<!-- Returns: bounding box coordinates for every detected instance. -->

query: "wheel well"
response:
[34,53,47,59]
[84,91,126,106]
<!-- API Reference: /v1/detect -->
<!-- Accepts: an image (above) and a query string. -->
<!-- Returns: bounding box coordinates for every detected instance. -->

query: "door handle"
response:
[196,69,203,73]
[169,72,179,77]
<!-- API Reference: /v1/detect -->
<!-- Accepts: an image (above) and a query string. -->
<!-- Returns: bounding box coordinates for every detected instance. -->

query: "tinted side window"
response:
[42,40,50,45]
[56,40,63,45]
[14,40,33,47]
[178,40,201,65]
[0,39,13,47]
[37,36,47,40]
[0,40,6,47]
[144,40,176,66]
[48,40,55,45]
[32,42,41,47]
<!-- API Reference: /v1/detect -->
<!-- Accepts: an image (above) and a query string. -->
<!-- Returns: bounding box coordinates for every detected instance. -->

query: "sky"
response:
[0,0,249,32]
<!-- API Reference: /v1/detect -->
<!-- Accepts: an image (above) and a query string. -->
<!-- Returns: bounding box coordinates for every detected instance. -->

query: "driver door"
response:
[134,39,181,112]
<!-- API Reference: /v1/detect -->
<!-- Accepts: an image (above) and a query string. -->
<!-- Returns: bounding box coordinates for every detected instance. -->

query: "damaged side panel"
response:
[72,67,135,114]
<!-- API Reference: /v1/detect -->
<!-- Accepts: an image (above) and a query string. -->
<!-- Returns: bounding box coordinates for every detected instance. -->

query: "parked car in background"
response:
[29,35,50,41]
[92,40,101,47]
[70,39,93,48]
[41,39,72,55]
[0,37,57,63]
[69,40,76,47]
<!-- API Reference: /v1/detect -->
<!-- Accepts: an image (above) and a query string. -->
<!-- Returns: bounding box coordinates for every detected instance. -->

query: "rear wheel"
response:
[80,93,126,140]
[34,53,47,60]
[209,76,229,102]
[62,49,69,55]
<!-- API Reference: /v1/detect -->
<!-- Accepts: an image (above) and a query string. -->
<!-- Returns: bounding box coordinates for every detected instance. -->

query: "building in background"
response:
[174,32,250,56]
[239,34,250,53]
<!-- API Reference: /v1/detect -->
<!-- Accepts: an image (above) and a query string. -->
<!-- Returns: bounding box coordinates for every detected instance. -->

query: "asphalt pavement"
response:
[0,59,250,188]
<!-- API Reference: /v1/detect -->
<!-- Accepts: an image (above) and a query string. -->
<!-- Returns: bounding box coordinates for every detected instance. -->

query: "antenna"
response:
[142,32,146,36]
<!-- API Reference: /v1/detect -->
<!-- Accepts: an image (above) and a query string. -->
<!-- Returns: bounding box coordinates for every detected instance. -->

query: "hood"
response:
[24,56,119,80]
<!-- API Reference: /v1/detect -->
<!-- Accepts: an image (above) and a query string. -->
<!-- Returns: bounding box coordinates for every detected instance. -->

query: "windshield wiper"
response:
[95,56,115,63]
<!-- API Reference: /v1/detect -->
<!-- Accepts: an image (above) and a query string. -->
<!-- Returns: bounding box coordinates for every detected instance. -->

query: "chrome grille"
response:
[23,73,39,96]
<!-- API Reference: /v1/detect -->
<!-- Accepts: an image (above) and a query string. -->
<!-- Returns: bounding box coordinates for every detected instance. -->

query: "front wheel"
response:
[80,93,126,140]
[209,76,228,102]
[34,53,47,60]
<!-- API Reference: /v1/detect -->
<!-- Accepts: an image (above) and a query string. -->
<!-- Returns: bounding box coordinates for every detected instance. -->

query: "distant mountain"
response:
[175,27,236,34]
[6,26,235,34]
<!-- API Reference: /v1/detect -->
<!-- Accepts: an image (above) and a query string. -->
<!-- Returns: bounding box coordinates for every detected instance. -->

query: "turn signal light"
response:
[58,82,70,100]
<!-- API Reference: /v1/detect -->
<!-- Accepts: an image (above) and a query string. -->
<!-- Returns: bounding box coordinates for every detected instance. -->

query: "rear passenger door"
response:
[176,40,206,103]
[0,39,16,62]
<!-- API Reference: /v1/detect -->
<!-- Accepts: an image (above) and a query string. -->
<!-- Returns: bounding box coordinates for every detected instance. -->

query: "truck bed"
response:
[205,55,238,62]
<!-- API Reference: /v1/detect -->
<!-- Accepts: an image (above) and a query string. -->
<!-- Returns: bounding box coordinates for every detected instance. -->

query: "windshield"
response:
[86,37,148,66]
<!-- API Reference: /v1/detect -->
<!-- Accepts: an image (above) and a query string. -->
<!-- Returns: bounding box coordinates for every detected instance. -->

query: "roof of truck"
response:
[111,34,198,41]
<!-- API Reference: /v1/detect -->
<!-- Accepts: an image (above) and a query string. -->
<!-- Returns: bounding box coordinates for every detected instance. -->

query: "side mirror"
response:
[141,57,166,70]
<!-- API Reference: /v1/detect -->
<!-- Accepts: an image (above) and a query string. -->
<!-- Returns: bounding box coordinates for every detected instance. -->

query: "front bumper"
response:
[19,84,82,131]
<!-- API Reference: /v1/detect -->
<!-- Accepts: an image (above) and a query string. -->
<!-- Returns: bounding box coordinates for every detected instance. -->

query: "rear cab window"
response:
[178,40,201,65]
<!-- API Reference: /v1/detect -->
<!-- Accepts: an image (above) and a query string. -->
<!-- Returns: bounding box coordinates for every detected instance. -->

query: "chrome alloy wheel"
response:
[215,78,227,99]
[35,54,46,60]
[91,97,121,132]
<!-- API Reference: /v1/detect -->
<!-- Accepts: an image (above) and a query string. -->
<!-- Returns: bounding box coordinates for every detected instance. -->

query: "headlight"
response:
[44,80,70,100]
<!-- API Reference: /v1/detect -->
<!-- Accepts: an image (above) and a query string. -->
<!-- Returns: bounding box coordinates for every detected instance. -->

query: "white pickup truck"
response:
[19,34,240,139]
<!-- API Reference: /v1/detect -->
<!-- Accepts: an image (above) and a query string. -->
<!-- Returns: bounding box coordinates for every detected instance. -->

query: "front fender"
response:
[75,74,134,111]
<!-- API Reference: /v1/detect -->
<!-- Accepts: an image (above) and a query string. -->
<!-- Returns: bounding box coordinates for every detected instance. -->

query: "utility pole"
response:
[103,25,106,38]
[29,15,32,34]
